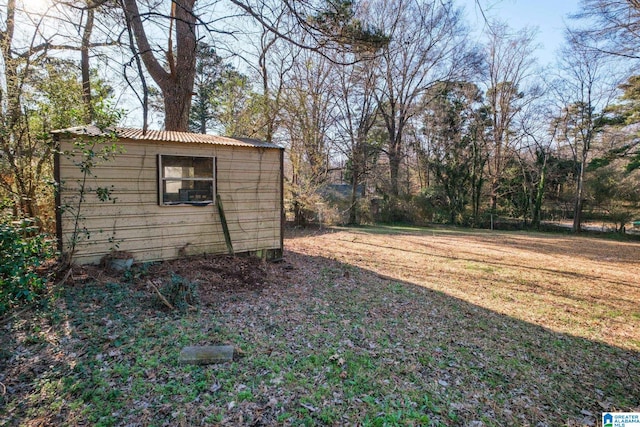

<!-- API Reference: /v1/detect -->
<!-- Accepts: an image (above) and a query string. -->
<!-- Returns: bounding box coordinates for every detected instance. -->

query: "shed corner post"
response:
[53,134,63,253]
[280,148,285,256]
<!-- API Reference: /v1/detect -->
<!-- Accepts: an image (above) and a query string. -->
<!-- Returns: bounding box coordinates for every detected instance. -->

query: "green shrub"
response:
[159,274,198,312]
[0,219,55,315]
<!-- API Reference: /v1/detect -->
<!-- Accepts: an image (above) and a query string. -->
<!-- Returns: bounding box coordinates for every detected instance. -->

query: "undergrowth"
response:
[0,218,56,315]
[160,274,199,311]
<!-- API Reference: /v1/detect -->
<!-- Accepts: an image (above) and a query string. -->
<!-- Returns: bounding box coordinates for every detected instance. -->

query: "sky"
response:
[15,0,583,127]
[462,0,582,66]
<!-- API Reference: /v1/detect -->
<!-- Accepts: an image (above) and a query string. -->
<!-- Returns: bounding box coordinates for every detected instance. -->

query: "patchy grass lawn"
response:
[1,226,639,426]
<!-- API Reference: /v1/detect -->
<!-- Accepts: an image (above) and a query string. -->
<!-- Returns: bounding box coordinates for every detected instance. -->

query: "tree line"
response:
[0,0,639,233]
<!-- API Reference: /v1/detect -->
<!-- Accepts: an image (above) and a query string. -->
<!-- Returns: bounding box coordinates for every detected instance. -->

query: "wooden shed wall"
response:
[57,138,283,265]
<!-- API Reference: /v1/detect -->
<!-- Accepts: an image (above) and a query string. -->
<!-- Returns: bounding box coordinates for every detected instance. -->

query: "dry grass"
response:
[288,226,640,352]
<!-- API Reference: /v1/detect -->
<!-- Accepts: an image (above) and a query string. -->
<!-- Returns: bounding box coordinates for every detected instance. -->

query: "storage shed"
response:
[53,126,284,265]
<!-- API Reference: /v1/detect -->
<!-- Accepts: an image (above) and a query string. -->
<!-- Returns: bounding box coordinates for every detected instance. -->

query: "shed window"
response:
[159,155,215,206]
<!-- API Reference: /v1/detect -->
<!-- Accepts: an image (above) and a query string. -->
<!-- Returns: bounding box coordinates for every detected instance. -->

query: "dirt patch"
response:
[65,254,287,307]
[144,255,281,305]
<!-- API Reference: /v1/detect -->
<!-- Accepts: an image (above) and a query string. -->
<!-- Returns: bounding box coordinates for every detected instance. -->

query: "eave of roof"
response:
[51,125,282,149]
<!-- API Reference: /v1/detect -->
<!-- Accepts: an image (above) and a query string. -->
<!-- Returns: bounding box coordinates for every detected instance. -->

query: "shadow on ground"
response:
[0,246,638,426]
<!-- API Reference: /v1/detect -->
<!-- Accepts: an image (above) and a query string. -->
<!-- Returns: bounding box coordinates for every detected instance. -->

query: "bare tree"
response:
[75,0,115,121]
[229,0,388,57]
[483,22,540,216]
[119,0,387,132]
[552,33,619,232]
[517,99,560,229]
[571,0,640,59]
[370,0,478,197]
[281,47,337,225]
[121,0,197,131]
[255,22,290,144]
[33,0,122,120]
[235,8,293,143]
[0,1,65,218]
[334,53,380,224]
[0,0,122,221]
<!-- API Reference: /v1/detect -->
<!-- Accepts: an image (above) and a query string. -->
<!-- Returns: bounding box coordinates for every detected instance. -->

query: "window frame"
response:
[158,154,216,206]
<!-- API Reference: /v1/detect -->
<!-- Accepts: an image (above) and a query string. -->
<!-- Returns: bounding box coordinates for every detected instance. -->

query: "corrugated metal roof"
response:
[52,125,282,149]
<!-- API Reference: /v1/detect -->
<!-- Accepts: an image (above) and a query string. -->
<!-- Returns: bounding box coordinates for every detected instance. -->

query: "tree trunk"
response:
[163,81,194,131]
[490,178,498,214]
[388,140,402,197]
[471,177,481,226]
[519,162,531,225]
[293,199,305,227]
[122,0,197,131]
[1,0,32,218]
[572,157,586,232]
[3,0,21,131]
[531,154,547,229]
[470,139,483,227]
[81,7,94,122]
[348,165,359,225]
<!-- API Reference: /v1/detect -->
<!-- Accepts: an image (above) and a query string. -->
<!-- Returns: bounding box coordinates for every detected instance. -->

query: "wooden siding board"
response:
[69,234,281,265]
[59,169,281,183]
[58,196,283,211]
[71,242,227,265]
[58,218,280,238]
[58,137,282,264]
[56,203,282,218]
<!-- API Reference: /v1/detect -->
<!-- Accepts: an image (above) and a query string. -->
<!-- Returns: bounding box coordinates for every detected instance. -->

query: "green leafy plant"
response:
[158,274,198,312]
[58,106,124,266]
[0,219,55,315]
[62,138,121,263]
[122,262,154,283]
